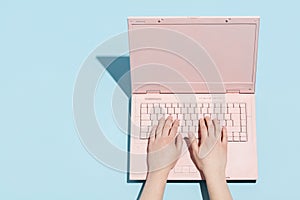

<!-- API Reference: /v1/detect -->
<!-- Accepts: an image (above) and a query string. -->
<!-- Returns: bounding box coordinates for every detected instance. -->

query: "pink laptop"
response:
[128,16,259,180]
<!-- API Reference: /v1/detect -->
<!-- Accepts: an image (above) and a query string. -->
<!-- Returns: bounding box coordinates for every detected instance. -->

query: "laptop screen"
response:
[128,17,259,93]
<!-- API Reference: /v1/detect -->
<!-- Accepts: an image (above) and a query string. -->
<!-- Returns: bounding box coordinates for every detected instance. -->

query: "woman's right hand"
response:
[188,116,228,181]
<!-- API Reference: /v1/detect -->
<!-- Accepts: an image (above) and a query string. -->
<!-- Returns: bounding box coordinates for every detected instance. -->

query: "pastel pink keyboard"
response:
[140,102,248,142]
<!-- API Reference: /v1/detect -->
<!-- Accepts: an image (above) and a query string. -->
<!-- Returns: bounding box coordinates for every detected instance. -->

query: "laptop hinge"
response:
[226,89,240,94]
[146,90,161,94]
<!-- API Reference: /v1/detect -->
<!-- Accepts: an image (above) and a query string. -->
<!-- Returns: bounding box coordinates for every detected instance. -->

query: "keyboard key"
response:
[222,108,227,114]
[140,132,148,139]
[178,103,184,107]
[197,103,202,107]
[148,107,154,114]
[203,103,208,108]
[166,103,171,107]
[197,113,202,119]
[214,107,221,113]
[177,114,183,120]
[224,114,230,120]
[140,126,149,133]
[189,126,196,132]
[159,103,165,107]
[240,132,248,142]
[241,114,246,120]
[172,103,178,107]
[231,114,240,122]
[171,114,177,119]
[240,103,246,108]
[141,120,152,126]
[220,120,226,126]
[233,132,240,137]
[186,121,192,126]
[241,107,246,114]
[191,114,197,120]
[161,107,167,114]
[191,103,196,108]
[174,108,181,114]
[182,108,188,114]
[208,108,214,113]
[227,126,240,133]
[226,120,233,127]
[148,104,153,107]
[240,132,247,137]
[184,114,191,120]
[227,103,233,108]
[217,114,223,120]
[154,107,160,113]
[192,120,199,126]
[241,126,246,132]
[180,120,185,126]
[157,114,163,119]
[211,114,217,119]
[227,136,233,142]
[234,103,239,108]
[233,136,240,142]
[228,107,240,113]
[141,114,150,120]
[168,107,174,114]
[188,107,194,113]
[141,108,147,113]
[141,103,147,107]
[182,126,189,132]
[233,120,241,127]
[202,108,208,114]
[164,114,171,119]
[241,120,246,126]
[152,120,158,125]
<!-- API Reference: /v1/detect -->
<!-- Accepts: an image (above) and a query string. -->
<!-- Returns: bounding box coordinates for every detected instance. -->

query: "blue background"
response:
[1,0,300,199]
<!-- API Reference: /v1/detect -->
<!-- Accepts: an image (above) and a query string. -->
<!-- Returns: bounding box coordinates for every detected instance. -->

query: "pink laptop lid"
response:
[128,16,260,94]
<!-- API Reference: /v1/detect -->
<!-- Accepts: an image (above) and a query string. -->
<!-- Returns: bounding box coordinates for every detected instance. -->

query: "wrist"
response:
[147,170,169,181]
[202,169,226,183]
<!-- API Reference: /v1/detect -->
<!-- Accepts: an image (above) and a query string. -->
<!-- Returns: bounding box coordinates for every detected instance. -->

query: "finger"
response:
[169,119,179,137]
[199,118,208,142]
[205,116,214,137]
[188,132,198,152]
[212,119,220,139]
[149,125,157,143]
[162,115,173,137]
[156,117,165,138]
[196,119,201,139]
[221,126,228,147]
[175,134,183,151]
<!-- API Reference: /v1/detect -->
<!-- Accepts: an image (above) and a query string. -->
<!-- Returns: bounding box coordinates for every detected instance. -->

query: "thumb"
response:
[188,132,198,152]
